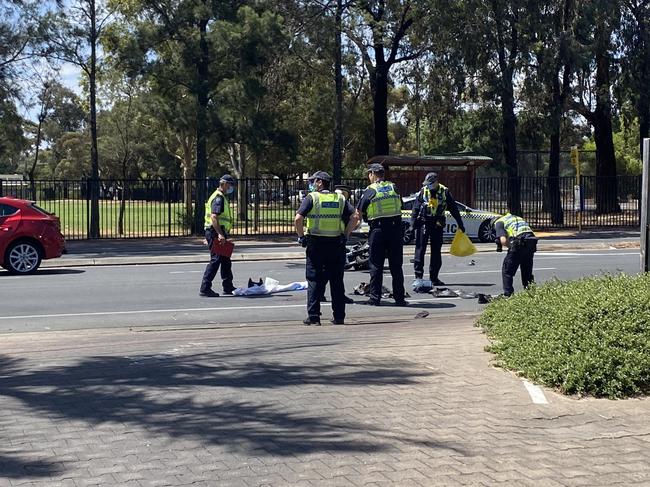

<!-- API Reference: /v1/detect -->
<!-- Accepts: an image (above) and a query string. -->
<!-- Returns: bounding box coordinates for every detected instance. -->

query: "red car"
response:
[0,197,66,274]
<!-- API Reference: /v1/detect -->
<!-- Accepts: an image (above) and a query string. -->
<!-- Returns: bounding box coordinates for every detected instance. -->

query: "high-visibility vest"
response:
[423,183,448,217]
[366,181,401,220]
[204,188,232,232]
[305,192,345,236]
[495,213,533,238]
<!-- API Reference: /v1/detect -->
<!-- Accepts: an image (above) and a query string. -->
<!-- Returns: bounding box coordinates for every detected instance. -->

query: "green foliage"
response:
[582,116,643,176]
[477,274,650,399]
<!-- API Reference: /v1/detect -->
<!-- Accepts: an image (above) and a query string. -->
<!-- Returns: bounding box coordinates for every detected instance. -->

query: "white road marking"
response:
[0,297,450,321]
[404,267,556,277]
[535,252,638,256]
[523,380,549,404]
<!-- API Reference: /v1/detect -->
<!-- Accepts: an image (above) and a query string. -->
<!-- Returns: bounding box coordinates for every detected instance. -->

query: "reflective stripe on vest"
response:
[366,181,401,220]
[423,184,448,217]
[496,213,532,238]
[306,192,345,236]
[204,189,232,232]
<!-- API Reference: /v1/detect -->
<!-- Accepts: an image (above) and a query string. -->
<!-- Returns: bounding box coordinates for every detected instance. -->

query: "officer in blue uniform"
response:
[295,171,358,325]
[200,175,237,297]
[355,163,407,307]
[408,172,465,286]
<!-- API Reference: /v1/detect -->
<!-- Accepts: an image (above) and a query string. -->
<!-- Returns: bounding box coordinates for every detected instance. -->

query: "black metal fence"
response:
[0,175,641,240]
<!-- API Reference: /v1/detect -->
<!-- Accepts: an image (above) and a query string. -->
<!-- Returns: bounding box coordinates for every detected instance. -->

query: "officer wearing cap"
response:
[295,171,358,325]
[408,172,465,286]
[200,174,237,297]
[494,211,538,296]
[355,163,407,307]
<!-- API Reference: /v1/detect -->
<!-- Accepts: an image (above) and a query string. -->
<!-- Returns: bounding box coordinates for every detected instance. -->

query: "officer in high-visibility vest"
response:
[407,172,465,286]
[494,211,538,296]
[295,171,358,325]
[355,163,407,307]
[200,174,237,297]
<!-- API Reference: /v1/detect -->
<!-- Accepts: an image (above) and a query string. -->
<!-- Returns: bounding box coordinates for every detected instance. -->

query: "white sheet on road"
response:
[233,277,307,296]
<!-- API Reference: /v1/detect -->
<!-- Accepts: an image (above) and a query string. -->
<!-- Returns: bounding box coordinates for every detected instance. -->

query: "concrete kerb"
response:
[41,239,640,268]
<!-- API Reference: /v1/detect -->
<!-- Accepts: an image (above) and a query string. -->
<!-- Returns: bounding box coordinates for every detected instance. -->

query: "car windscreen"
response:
[30,203,54,216]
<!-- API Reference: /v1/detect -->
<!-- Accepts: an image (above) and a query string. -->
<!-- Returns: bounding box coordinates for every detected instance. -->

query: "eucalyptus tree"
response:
[572,0,620,214]
[45,0,113,237]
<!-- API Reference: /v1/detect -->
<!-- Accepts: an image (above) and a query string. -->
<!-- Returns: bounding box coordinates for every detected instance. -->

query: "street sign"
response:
[570,146,579,167]
[574,185,582,211]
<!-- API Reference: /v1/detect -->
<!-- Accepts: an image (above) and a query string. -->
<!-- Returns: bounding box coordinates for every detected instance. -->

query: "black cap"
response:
[220,174,237,185]
[366,163,385,173]
[423,172,438,183]
[308,171,331,182]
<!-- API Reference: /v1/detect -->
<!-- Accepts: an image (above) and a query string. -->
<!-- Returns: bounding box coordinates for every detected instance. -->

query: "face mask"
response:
[226,186,234,195]
[308,183,316,192]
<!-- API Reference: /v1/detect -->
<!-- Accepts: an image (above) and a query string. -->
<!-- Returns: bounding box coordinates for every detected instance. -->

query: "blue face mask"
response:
[308,183,316,192]
[226,186,234,195]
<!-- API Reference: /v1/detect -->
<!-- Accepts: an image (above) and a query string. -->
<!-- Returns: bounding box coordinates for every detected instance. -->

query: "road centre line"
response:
[0,298,449,321]
[522,380,549,404]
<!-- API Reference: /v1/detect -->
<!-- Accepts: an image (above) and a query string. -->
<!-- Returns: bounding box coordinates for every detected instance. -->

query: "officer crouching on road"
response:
[199,174,237,297]
[494,211,538,297]
[294,171,358,326]
[355,163,408,307]
[407,172,465,286]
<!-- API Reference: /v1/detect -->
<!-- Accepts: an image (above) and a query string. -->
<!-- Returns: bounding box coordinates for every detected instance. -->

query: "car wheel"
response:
[5,240,42,274]
[478,219,496,243]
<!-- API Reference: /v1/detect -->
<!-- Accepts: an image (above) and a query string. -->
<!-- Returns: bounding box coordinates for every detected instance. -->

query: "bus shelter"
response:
[365,155,492,207]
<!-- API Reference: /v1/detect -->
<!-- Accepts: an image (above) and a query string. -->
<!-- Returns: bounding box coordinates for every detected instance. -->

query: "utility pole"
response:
[641,138,649,272]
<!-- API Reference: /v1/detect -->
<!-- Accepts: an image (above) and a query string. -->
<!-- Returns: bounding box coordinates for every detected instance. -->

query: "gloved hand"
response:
[298,236,307,247]
[457,223,465,233]
[404,227,414,241]
[495,241,503,253]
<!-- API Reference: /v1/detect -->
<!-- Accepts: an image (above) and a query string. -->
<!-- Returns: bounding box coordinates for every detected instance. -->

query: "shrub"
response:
[476,273,650,399]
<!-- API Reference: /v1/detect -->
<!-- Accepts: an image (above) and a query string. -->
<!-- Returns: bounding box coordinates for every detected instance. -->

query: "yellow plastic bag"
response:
[450,229,477,257]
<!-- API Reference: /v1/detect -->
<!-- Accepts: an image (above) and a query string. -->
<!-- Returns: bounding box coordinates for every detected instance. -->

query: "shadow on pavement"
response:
[0,344,467,478]
[0,454,63,479]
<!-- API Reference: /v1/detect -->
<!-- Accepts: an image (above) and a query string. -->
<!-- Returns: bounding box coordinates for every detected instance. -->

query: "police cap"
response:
[423,172,438,183]
[220,174,237,185]
[308,170,331,182]
[366,163,385,173]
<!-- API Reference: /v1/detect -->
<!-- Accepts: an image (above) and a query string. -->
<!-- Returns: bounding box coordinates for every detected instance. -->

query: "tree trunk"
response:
[500,78,521,214]
[332,0,344,183]
[88,0,100,238]
[638,95,650,161]
[547,121,564,224]
[181,139,194,230]
[593,24,619,214]
[372,65,390,156]
[193,13,209,235]
[118,181,127,235]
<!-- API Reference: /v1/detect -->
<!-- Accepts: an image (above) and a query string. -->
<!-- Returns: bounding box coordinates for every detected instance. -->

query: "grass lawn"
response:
[39,199,299,239]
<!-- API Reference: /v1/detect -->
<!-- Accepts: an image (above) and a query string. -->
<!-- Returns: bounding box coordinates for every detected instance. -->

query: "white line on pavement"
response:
[0,298,449,321]
[523,380,549,404]
[404,267,557,277]
[535,252,638,256]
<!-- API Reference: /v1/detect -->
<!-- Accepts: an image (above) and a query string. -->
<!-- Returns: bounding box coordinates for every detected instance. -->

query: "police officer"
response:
[355,163,407,307]
[408,172,465,286]
[199,175,237,297]
[494,211,538,296]
[295,171,358,325]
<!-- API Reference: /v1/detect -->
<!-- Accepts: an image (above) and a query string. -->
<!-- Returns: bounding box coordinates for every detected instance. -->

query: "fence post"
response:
[85,178,91,239]
[244,178,249,236]
[641,138,649,272]
[166,179,172,237]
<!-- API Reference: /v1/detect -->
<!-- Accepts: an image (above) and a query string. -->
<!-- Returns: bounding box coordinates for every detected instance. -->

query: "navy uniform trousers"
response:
[306,236,346,321]
[368,218,405,303]
[200,227,234,294]
[413,222,444,280]
[502,239,537,296]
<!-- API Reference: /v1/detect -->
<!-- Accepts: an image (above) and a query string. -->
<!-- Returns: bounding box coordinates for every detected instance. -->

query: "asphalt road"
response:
[0,248,641,333]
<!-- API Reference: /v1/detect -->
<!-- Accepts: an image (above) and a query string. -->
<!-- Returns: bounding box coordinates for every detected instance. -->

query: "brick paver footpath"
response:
[1,315,649,486]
